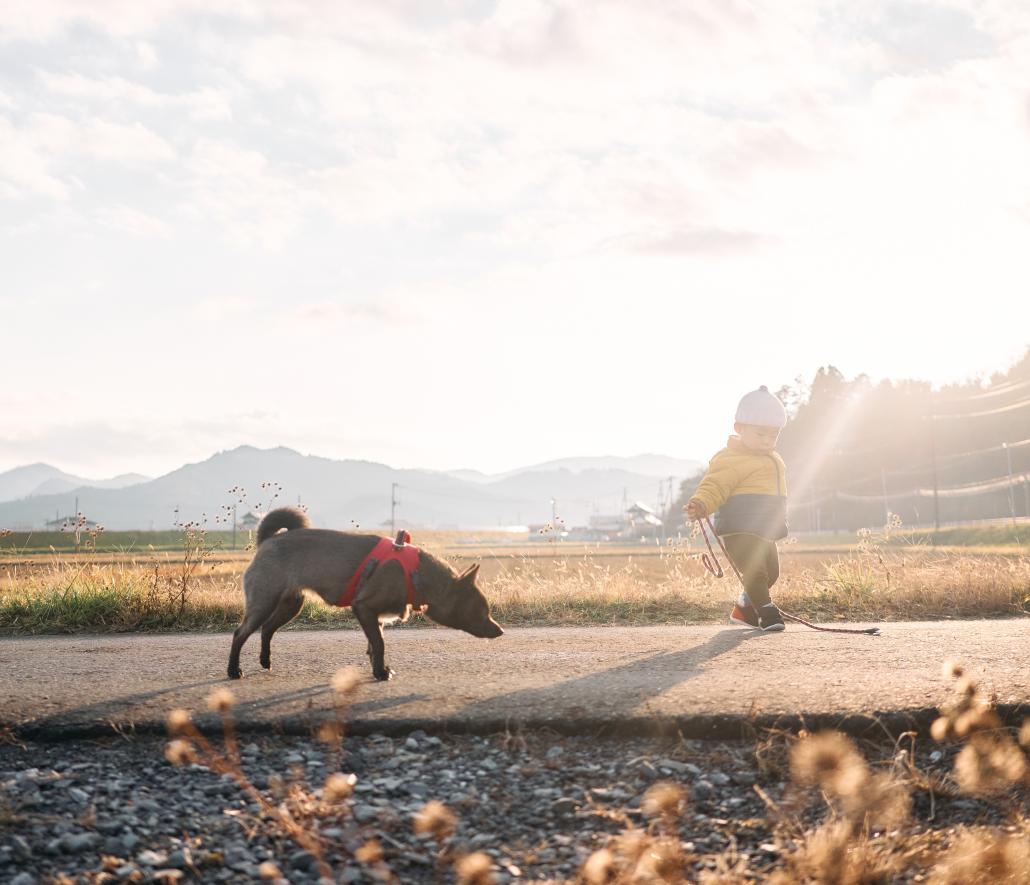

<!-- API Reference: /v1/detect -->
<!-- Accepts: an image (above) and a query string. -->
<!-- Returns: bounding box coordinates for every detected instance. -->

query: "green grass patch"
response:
[0,529,253,555]
[899,523,1030,547]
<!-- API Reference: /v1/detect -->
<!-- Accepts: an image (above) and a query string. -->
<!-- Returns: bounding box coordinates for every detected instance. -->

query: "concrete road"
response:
[2,621,1027,739]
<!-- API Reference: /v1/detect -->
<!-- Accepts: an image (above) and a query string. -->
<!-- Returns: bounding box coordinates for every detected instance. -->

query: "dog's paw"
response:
[228,667,243,680]
[373,667,395,682]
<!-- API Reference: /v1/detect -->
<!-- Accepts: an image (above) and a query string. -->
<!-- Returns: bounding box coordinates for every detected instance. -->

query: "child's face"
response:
[734,422,780,452]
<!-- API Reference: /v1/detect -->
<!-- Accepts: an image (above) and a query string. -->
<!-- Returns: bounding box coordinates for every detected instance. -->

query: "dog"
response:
[227,507,503,681]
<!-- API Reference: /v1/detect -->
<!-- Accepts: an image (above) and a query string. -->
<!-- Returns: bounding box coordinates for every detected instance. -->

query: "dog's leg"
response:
[228,592,281,680]
[353,606,393,680]
[259,591,304,671]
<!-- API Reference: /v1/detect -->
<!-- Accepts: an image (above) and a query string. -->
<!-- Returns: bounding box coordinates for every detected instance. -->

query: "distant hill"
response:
[0,447,701,531]
[0,464,149,503]
[491,454,702,482]
[31,473,150,497]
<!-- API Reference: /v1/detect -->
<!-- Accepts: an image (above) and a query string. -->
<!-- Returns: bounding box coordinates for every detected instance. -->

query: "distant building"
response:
[561,503,664,541]
[625,501,663,529]
[45,515,99,531]
[237,511,261,530]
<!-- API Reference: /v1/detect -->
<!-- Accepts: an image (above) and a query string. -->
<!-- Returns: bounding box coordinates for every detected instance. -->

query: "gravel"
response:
[0,729,1012,883]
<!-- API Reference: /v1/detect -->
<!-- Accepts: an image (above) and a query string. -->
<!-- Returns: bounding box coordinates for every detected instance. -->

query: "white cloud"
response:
[0,112,175,202]
[95,204,169,237]
[3,0,1030,476]
[135,40,158,69]
[0,116,69,198]
[82,119,176,164]
[38,71,232,121]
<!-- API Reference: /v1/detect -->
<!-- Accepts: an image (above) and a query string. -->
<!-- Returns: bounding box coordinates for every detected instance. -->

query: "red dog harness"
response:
[338,532,422,608]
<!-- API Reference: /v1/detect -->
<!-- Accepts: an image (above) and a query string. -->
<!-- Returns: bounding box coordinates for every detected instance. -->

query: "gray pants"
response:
[721,532,779,608]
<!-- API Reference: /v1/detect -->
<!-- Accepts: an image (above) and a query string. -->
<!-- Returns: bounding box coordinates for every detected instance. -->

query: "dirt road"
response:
[2,620,1027,739]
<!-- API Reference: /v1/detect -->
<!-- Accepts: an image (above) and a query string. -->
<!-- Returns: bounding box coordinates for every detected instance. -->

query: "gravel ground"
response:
[0,729,1016,884]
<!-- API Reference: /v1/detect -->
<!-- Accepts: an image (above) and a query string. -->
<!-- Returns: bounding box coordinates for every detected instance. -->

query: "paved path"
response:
[2,621,1027,739]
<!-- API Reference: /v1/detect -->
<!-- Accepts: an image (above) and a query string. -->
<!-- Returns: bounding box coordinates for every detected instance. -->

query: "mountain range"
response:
[0,464,150,503]
[0,447,701,531]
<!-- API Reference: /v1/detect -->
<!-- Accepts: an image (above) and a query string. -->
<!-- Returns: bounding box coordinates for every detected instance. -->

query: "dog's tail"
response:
[256,507,311,546]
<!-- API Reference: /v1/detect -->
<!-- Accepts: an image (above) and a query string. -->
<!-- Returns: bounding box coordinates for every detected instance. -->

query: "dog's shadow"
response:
[231,681,425,717]
[16,677,227,735]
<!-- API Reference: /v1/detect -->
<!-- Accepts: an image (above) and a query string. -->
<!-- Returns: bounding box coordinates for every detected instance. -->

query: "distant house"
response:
[45,515,99,531]
[625,501,662,529]
[573,503,663,541]
[237,511,261,530]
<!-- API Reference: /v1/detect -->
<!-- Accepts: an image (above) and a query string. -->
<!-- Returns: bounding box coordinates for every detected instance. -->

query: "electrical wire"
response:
[793,471,1029,505]
[937,376,1030,403]
[932,395,1030,419]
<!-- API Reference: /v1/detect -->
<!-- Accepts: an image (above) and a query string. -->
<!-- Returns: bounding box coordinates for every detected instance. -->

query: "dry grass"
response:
[0,541,1028,634]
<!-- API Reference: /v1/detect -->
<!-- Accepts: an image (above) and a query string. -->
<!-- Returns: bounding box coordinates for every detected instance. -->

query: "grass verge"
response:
[1,546,1028,635]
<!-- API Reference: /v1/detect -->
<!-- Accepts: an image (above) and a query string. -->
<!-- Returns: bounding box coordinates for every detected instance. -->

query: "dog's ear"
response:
[458,563,480,584]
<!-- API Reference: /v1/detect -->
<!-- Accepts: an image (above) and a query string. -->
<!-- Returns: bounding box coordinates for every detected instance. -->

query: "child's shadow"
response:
[460,627,763,725]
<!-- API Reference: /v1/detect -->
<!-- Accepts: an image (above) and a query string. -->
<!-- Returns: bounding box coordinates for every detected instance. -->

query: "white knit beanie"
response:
[735,385,787,428]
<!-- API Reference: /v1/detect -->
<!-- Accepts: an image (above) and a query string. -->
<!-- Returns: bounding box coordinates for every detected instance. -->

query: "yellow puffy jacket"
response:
[691,436,788,539]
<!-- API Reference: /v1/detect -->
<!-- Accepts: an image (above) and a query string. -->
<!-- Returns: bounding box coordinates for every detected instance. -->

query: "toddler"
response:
[684,386,789,631]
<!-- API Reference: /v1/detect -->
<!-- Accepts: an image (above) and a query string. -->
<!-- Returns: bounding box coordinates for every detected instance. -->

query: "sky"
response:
[2,0,1029,479]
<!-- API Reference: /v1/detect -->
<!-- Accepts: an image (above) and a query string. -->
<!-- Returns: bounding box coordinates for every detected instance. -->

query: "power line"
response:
[804,470,1030,505]
[935,436,1030,465]
[829,437,1030,491]
[921,472,1029,499]
[932,395,1030,419]
[938,376,1030,403]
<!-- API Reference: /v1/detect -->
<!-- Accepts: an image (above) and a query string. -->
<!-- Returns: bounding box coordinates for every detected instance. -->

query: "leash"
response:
[696,517,881,636]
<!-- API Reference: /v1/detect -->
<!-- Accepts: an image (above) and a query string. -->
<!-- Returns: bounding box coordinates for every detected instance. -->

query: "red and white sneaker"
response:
[729,594,759,628]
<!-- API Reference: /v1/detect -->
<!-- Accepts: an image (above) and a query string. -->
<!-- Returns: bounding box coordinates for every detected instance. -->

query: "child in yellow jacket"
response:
[684,386,789,631]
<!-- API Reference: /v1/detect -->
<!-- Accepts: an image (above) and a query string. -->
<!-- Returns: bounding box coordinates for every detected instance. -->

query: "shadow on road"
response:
[16,667,428,737]
[14,676,226,733]
[457,627,762,723]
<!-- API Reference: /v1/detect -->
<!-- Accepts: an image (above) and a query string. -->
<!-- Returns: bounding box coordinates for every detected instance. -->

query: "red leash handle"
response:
[695,517,881,636]
[697,517,741,582]
[698,520,724,578]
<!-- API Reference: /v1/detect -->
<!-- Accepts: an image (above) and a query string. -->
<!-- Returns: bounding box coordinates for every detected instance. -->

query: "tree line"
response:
[673,348,1030,532]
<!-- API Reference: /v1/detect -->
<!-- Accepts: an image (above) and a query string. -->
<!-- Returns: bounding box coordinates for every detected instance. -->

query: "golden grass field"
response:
[1,532,1028,634]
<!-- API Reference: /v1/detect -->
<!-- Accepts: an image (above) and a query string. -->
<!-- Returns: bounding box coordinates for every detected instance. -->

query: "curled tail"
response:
[256,507,311,546]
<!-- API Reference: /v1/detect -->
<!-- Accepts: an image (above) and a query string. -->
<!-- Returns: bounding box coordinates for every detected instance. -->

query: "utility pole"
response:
[928,392,940,536]
[390,483,398,535]
[880,468,889,525]
[232,502,237,551]
[667,476,674,543]
[1003,443,1016,527]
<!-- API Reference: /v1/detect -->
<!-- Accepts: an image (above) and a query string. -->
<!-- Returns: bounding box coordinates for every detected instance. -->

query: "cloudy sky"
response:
[2,0,1029,479]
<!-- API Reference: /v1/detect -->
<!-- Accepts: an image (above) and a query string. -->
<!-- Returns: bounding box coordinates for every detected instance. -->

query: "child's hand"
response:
[683,499,707,521]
